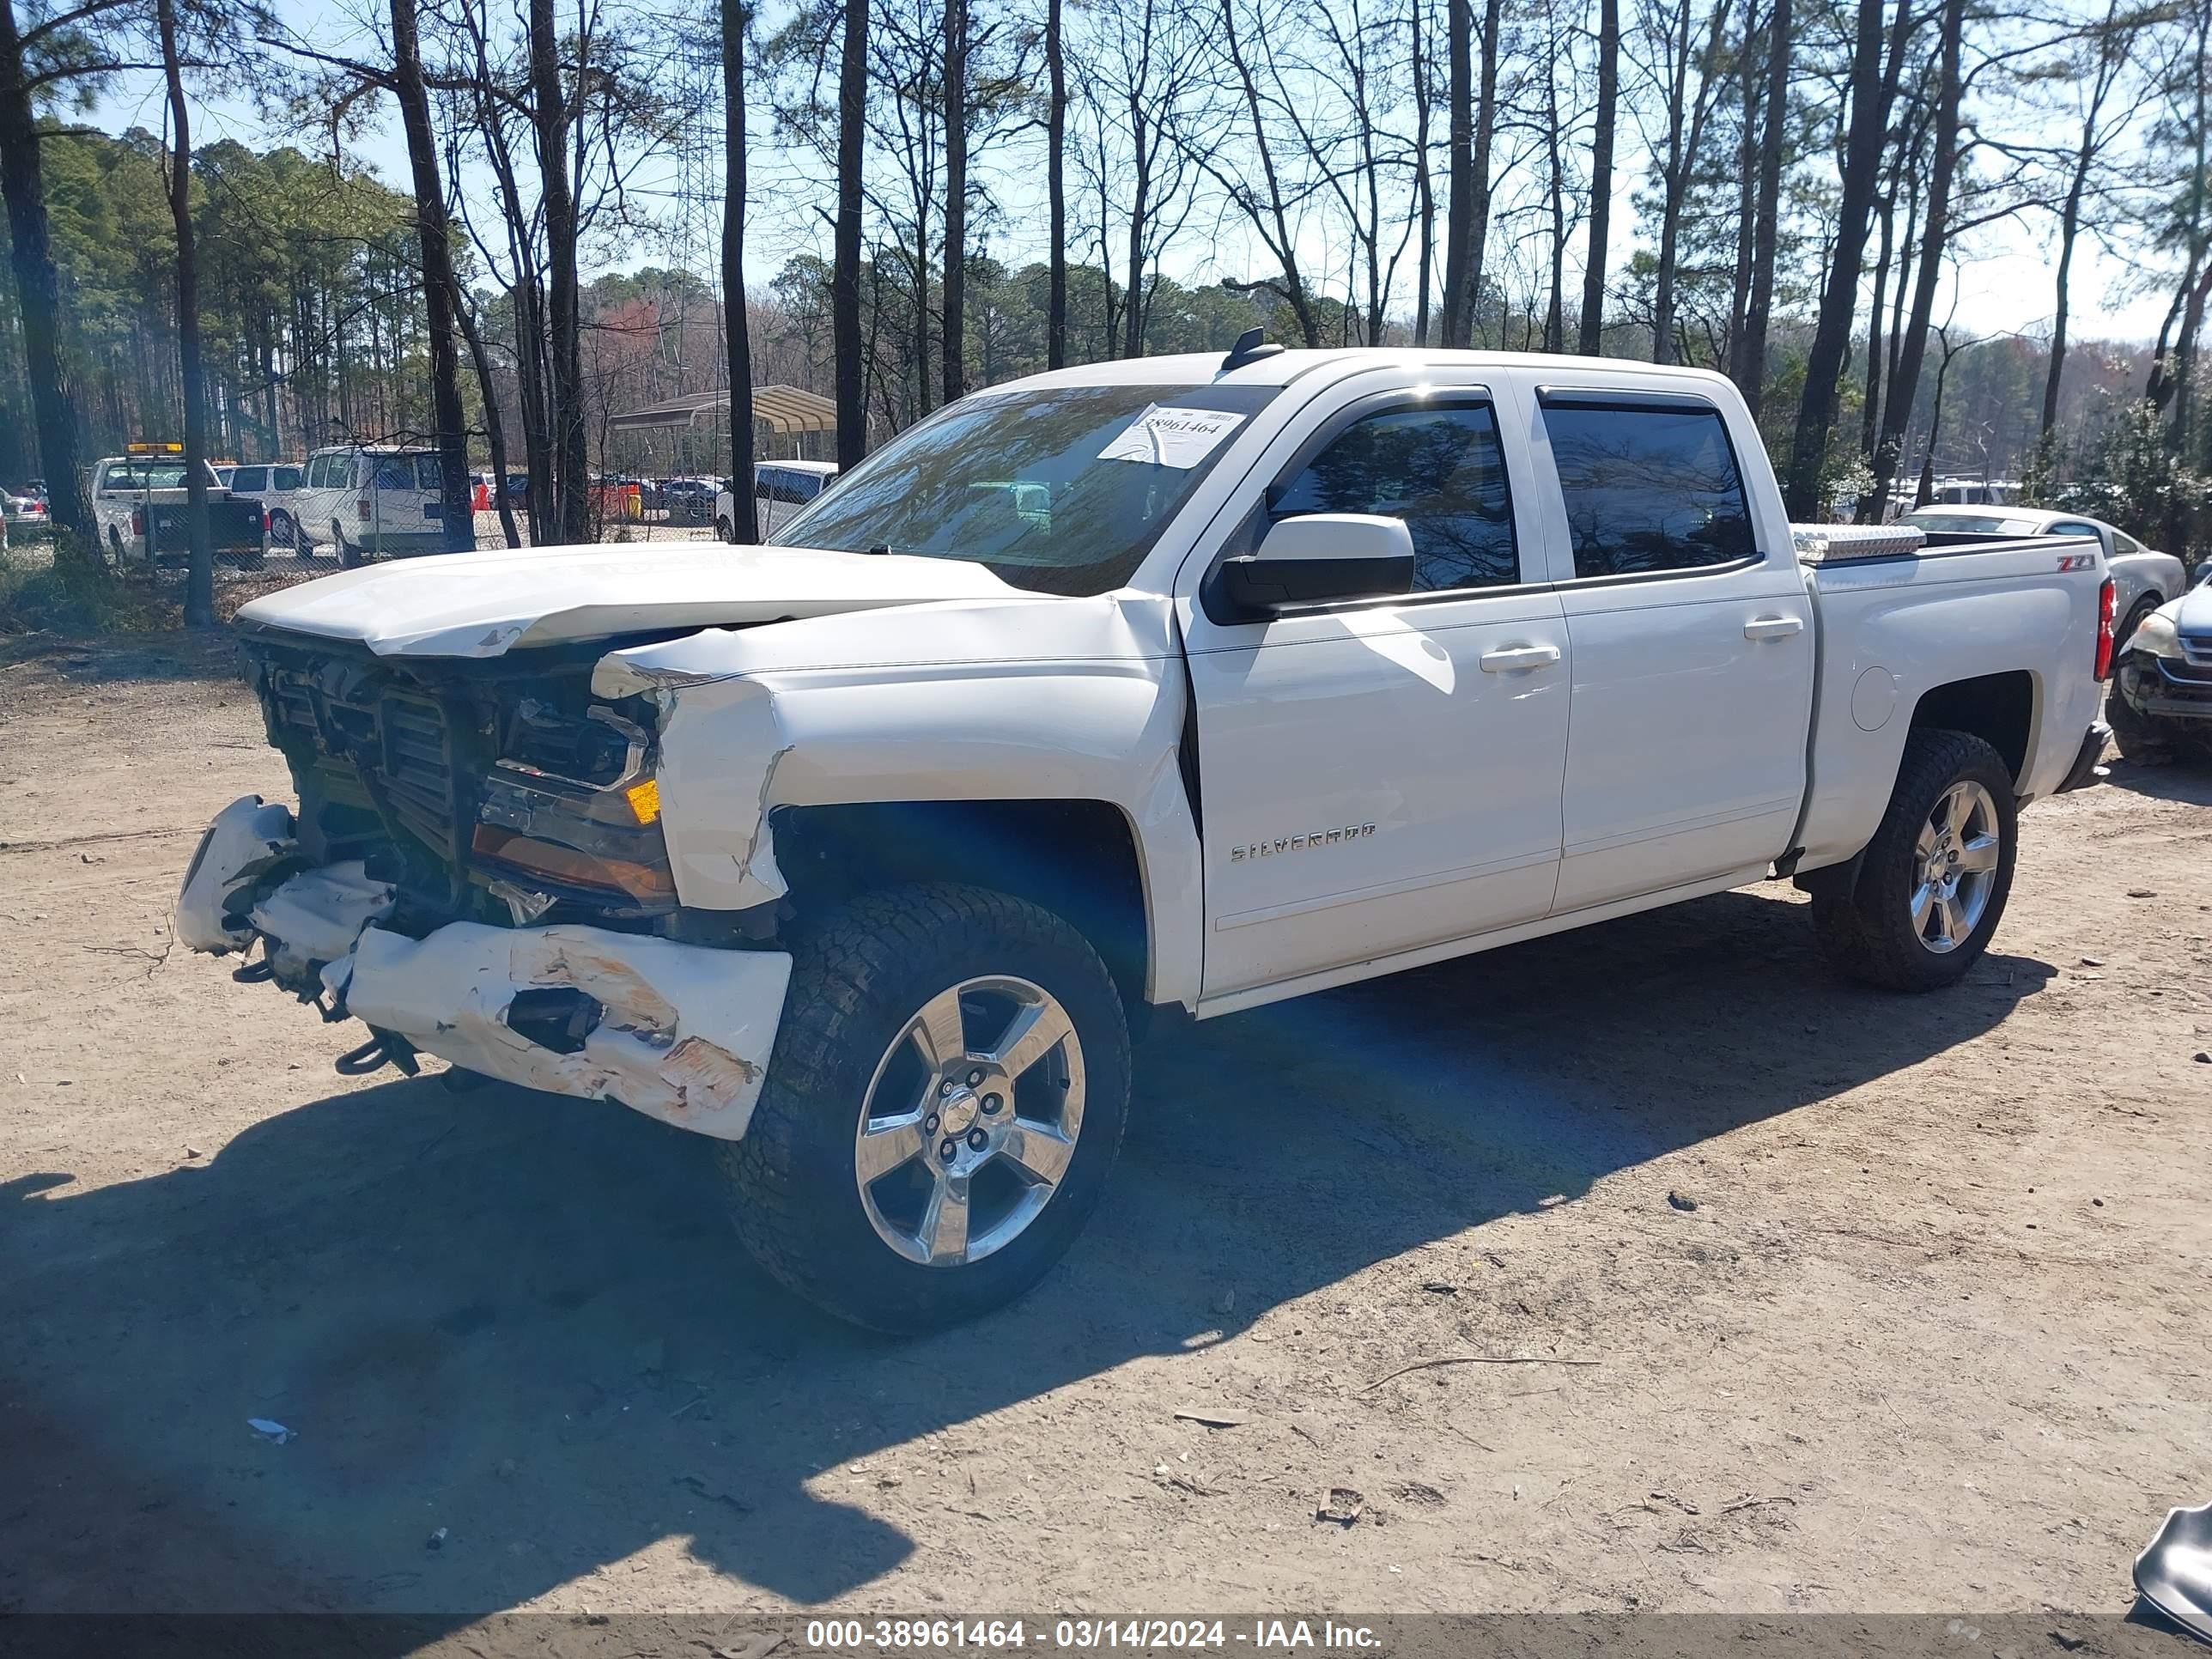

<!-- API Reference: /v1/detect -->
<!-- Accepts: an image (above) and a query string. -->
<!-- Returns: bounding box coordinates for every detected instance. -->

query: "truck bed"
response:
[1793,528,2107,873]
[141,495,266,558]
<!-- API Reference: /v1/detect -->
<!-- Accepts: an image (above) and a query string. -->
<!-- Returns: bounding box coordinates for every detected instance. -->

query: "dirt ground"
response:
[2,631,2207,1622]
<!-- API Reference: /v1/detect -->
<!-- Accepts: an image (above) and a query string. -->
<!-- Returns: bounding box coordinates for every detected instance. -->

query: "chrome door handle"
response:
[1478,643,1563,672]
[1744,614,1805,641]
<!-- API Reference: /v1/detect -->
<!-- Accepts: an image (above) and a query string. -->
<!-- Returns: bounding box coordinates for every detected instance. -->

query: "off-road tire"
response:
[1812,729,2019,993]
[722,883,1132,1333]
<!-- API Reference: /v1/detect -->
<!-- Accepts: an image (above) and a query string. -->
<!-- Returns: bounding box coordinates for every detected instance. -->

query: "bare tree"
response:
[1577,0,1620,353]
[1636,0,1735,365]
[726,0,759,539]
[1784,0,1915,518]
[155,0,214,621]
[0,0,127,551]
[526,0,586,538]
[1409,0,1437,343]
[835,0,869,465]
[390,0,475,551]
[1864,0,1964,520]
[1202,0,1322,344]
[1731,0,1788,410]
[1046,0,1066,366]
[1438,0,1500,344]
[942,0,966,399]
[2030,0,2140,446]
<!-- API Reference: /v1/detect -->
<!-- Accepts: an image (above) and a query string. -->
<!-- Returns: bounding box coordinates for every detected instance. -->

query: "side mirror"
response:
[1211,514,1416,621]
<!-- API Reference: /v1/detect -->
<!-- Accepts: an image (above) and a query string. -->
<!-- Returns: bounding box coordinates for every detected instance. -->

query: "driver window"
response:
[1270,403,1520,592]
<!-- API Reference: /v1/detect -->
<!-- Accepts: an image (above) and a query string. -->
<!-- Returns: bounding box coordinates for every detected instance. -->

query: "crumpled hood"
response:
[232,541,1026,658]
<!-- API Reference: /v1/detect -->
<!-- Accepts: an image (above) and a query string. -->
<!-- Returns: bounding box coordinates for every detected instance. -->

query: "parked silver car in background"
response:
[1900,504,2187,651]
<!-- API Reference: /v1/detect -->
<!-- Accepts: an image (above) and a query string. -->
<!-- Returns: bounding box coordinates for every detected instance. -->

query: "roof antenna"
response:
[1220,327,1285,373]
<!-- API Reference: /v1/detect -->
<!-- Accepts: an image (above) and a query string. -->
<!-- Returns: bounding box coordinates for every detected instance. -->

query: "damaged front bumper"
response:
[176,795,793,1139]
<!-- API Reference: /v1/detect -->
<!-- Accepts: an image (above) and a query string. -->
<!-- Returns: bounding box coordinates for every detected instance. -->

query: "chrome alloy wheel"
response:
[1911,779,2002,952]
[853,975,1085,1267]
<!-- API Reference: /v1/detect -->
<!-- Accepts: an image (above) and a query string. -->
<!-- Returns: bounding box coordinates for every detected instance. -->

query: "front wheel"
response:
[722,883,1131,1333]
[2105,658,2209,765]
[715,516,733,544]
[1812,729,2018,993]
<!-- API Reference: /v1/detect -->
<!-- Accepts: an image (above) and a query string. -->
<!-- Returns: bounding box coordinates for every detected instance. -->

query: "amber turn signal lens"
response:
[624,777,661,824]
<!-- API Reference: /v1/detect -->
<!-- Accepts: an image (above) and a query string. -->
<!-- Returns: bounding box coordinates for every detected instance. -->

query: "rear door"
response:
[412,453,445,530]
[1182,368,1571,1001]
[299,451,343,539]
[1531,385,1814,911]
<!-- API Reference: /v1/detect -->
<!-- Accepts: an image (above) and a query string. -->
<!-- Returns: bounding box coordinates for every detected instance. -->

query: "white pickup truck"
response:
[176,345,2114,1331]
[91,452,270,567]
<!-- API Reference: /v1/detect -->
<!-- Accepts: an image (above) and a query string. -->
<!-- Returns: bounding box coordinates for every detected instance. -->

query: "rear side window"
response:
[274,465,301,491]
[416,455,442,490]
[232,466,266,491]
[1544,401,1756,580]
[1271,403,1520,592]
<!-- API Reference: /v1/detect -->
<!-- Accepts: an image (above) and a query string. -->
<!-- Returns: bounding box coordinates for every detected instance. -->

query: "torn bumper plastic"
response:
[174,795,793,1140]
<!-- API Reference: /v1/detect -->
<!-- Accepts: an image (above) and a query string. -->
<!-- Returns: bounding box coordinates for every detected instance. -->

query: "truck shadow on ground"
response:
[0,885,2053,1622]
[2101,756,2212,807]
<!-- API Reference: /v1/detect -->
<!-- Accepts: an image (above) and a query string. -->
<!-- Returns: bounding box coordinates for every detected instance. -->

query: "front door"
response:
[1182,379,1571,1003]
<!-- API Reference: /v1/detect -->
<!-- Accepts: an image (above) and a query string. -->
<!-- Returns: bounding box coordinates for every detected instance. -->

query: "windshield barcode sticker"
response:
[1097,405,1246,469]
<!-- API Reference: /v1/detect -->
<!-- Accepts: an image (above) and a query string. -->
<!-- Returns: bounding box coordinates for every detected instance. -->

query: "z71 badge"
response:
[1230,823,1376,861]
[2056,552,2096,573]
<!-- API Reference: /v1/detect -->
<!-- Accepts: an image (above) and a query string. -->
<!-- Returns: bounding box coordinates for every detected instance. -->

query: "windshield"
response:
[105,459,222,490]
[775,382,1278,597]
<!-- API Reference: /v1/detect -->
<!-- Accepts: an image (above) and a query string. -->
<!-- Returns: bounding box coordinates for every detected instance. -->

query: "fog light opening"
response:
[506,988,605,1055]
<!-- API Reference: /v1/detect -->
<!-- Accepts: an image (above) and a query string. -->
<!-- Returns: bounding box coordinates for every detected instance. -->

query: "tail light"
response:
[263,507,271,532]
[131,507,145,536]
[356,498,371,521]
[2094,578,2116,681]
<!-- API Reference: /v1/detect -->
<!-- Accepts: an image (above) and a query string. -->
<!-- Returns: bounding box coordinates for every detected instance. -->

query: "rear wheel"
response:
[722,883,1130,1333]
[715,516,733,544]
[334,522,362,568]
[1812,729,2018,992]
